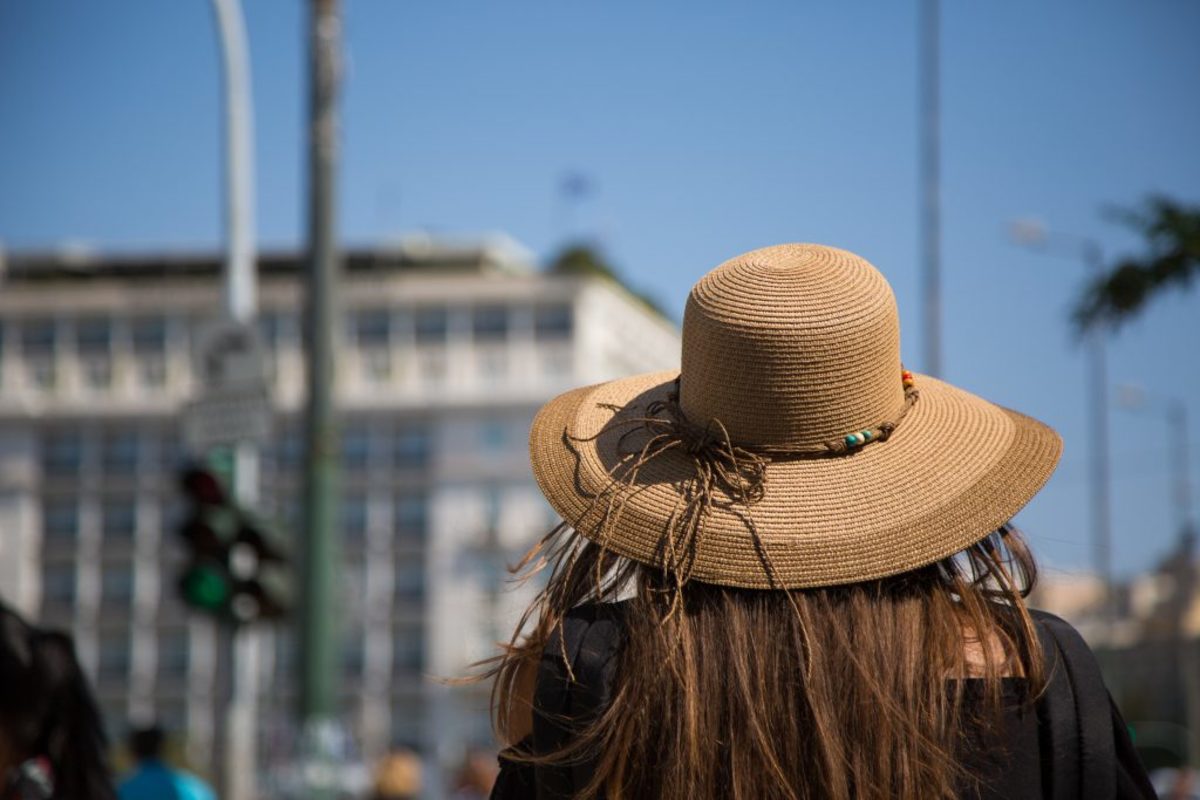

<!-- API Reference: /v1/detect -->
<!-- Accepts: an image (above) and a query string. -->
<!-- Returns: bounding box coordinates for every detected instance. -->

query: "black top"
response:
[492,603,1155,800]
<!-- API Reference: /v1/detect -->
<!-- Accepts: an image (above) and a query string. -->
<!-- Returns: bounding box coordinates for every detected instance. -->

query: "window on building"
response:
[393,559,425,604]
[40,562,77,611]
[342,637,364,679]
[341,425,371,471]
[277,495,301,537]
[42,497,79,543]
[97,631,131,681]
[156,430,183,472]
[257,312,282,352]
[413,307,447,345]
[416,347,446,384]
[133,317,169,387]
[341,492,368,542]
[139,356,166,387]
[20,318,56,356]
[29,360,56,389]
[258,312,281,350]
[273,632,297,678]
[392,625,424,673]
[478,348,508,383]
[101,497,137,543]
[157,628,190,680]
[392,427,430,470]
[75,317,112,357]
[534,305,573,340]
[479,420,509,453]
[22,319,58,389]
[471,305,509,342]
[364,349,392,382]
[102,429,139,475]
[340,559,368,617]
[354,309,391,348]
[131,317,167,354]
[154,703,188,736]
[390,699,424,749]
[273,429,302,474]
[393,493,427,545]
[84,358,112,389]
[98,698,128,746]
[41,429,83,478]
[483,484,504,536]
[101,563,135,607]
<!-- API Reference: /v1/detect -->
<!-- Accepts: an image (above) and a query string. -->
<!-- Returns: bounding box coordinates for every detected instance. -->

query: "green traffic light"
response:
[181,564,232,610]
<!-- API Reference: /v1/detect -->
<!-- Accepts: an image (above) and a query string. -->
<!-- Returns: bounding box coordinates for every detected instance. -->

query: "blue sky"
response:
[2,1,1198,578]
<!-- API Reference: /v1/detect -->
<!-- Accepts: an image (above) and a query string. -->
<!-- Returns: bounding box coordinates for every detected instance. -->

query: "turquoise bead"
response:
[844,434,858,447]
[861,430,873,441]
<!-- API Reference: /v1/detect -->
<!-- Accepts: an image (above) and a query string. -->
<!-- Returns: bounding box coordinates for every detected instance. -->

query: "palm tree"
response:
[1074,196,1200,333]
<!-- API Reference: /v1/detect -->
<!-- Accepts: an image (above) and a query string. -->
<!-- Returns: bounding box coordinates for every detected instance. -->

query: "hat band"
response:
[672,369,920,458]
[565,372,919,600]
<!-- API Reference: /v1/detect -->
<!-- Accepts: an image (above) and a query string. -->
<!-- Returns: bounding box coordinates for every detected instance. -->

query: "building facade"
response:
[0,236,681,784]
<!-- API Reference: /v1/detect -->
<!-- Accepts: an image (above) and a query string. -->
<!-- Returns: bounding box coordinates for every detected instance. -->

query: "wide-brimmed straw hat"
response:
[529,244,1062,589]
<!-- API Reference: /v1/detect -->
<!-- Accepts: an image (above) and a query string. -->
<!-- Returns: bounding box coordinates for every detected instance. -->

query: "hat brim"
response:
[529,370,1062,589]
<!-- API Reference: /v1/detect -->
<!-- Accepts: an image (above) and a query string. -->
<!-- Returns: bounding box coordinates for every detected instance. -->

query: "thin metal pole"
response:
[919,0,941,378]
[211,0,257,323]
[210,1,258,798]
[1082,243,1114,632]
[299,0,341,785]
[1168,401,1194,536]
[1166,400,1200,767]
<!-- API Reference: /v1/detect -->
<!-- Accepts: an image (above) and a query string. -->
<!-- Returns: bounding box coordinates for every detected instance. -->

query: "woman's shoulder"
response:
[1028,607,1085,635]
[1026,607,1102,669]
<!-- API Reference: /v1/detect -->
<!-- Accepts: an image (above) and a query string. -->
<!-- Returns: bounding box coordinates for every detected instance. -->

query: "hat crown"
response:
[679,244,904,447]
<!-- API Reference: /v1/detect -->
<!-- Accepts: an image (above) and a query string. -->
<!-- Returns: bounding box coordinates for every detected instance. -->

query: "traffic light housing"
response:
[177,465,292,625]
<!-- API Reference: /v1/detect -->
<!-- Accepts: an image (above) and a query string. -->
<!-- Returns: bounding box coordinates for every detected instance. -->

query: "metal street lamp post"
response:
[298,1,343,797]
[208,2,260,798]
[1009,220,1115,633]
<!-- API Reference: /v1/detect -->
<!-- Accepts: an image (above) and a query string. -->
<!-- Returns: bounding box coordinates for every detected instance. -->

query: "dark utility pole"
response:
[299,0,341,778]
[919,0,941,377]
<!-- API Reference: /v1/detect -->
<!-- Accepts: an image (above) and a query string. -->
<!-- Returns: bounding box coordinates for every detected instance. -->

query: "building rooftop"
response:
[0,233,536,284]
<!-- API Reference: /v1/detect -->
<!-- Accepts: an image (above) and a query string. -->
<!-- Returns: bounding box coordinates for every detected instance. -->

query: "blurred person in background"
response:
[117,725,214,800]
[449,749,497,799]
[369,748,421,800]
[0,600,115,800]
[484,245,1156,799]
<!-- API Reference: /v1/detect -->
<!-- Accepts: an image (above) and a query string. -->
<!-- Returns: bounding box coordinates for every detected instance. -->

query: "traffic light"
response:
[177,465,292,625]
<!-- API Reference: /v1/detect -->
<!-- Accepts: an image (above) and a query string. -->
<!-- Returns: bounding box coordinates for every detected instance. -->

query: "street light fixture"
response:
[1008,218,1114,633]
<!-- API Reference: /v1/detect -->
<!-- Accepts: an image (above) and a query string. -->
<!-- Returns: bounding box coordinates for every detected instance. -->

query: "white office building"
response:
[0,236,680,783]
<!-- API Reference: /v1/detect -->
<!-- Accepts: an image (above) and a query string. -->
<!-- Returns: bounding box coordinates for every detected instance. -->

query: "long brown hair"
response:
[487,523,1045,800]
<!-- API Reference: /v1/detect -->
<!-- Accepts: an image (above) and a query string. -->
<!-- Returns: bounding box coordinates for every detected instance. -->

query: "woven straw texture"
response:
[529,244,1062,589]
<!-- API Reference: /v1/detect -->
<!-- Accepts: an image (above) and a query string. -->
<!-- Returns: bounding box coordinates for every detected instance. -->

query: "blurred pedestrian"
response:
[369,748,421,800]
[485,245,1158,798]
[448,749,497,799]
[117,726,214,800]
[0,600,115,800]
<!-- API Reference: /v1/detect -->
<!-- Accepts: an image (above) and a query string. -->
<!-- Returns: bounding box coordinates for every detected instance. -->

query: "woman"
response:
[486,245,1155,799]
[0,601,115,800]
